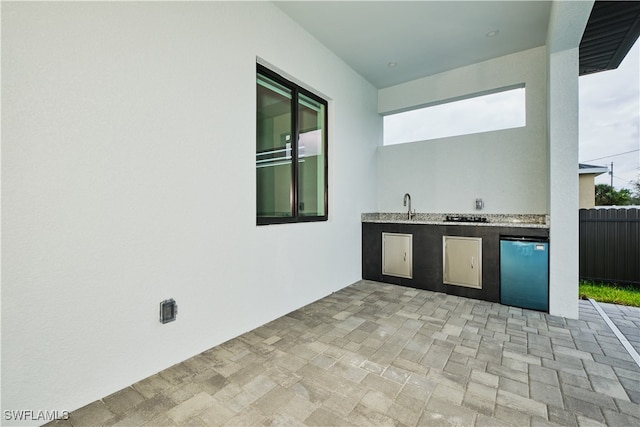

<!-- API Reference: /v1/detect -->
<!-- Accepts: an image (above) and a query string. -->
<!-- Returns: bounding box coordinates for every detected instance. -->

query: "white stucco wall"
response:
[376,47,548,214]
[1,1,379,421]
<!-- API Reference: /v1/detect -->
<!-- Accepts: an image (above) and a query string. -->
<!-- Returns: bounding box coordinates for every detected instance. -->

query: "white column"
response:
[545,0,593,319]
[548,47,580,319]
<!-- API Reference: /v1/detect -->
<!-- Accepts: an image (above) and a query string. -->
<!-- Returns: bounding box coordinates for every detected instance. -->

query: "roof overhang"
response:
[579,164,609,176]
[579,0,640,75]
[276,1,637,87]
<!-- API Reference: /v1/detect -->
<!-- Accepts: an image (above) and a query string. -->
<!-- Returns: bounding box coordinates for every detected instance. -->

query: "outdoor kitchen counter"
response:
[361,213,550,303]
[361,212,550,228]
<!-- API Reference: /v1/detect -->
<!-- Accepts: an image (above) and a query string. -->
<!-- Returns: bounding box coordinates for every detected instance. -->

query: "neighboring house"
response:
[579,163,609,208]
[3,0,640,421]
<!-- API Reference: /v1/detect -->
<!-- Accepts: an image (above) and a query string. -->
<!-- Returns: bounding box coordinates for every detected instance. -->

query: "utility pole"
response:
[610,162,614,187]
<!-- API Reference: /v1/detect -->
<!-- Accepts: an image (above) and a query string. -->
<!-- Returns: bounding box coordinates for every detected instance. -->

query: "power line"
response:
[599,173,638,187]
[613,174,631,184]
[582,149,640,163]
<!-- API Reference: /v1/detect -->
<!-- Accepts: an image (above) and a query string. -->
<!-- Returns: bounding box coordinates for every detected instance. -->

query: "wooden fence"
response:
[579,207,639,287]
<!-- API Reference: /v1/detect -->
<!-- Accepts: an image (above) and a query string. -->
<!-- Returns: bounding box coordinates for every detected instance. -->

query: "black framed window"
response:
[256,64,328,225]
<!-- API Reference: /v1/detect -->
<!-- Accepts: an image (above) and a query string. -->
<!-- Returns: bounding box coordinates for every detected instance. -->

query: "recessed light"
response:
[486,30,499,38]
[387,62,397,68]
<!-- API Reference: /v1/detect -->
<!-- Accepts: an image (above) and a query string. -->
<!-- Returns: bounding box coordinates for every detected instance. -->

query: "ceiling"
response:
[275,1,553,89]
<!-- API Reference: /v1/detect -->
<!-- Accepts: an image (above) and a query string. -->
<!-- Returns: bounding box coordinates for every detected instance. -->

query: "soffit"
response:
[579,0,640,75]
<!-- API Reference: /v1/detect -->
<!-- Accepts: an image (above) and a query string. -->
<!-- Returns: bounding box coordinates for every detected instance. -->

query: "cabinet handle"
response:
[471,257,475,269]
[404,252,406,262]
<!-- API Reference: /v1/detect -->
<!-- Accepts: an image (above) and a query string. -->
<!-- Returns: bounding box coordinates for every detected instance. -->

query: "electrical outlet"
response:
[160,299,177,324]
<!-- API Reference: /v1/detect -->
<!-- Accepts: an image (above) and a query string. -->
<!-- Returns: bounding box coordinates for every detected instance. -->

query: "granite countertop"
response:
[361,213,550,228]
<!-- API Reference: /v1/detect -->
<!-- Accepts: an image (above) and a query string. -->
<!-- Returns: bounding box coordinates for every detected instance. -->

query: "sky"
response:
[384,87,526,143]
[579,38,640,190]
[384,38,640,191]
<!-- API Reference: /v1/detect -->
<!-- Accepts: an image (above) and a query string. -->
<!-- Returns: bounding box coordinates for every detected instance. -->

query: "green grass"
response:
[579,280,640,307]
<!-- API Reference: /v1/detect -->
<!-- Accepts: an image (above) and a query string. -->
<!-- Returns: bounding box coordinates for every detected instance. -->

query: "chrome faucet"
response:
[403,193,415,220]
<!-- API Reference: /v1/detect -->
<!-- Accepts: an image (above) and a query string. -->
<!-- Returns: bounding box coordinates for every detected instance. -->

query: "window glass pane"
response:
[256,74,293,218]
[298,94,325,217]
[383,87,526,145]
